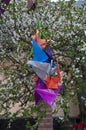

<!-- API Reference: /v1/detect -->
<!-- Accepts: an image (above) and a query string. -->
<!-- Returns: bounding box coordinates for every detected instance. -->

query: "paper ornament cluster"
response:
[27,30,62,107]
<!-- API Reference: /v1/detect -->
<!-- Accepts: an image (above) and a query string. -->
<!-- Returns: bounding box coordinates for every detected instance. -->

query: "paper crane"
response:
[27,60,56,81]
[31,29,47,49]
[31,38,49,62]
[44,45,54,60]
[34,78,62,107]
[44,61,61,89]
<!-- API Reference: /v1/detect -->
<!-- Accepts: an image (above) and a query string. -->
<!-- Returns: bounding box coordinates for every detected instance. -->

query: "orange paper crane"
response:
[44,61,61,89]
[31,29,47,49]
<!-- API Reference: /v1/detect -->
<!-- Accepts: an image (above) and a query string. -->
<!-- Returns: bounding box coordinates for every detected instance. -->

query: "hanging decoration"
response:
[27,29,63,107]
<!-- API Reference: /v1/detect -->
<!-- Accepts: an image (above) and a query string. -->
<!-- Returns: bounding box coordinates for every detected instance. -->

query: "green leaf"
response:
[37,17,41,38]
[28,48,33,58]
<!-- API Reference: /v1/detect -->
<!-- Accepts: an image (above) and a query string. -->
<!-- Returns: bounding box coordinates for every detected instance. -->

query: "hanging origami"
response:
[27,60,56,81]
[31,29,47,49]
[44,61,61,89]
[34,78,62,107]
[27,29,63,107]
[44,45,54,60]
[31,38,49,62]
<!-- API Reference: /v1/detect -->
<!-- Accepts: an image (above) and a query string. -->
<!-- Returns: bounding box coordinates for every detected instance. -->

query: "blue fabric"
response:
[32,38,49,62]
